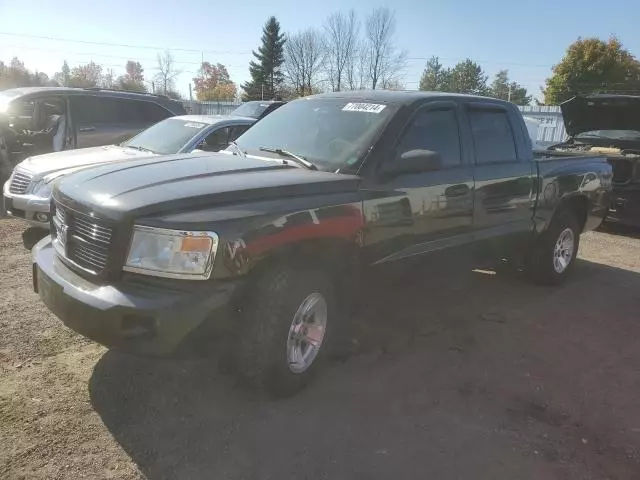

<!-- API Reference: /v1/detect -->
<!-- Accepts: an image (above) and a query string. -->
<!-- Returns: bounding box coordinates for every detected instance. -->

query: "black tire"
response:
[529,212,580,285]
[235,265,336,397]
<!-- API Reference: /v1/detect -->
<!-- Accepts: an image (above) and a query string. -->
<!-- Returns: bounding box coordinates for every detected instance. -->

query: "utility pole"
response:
[508,83,512,102]
[261,83,264,100]
[189,83,193,101]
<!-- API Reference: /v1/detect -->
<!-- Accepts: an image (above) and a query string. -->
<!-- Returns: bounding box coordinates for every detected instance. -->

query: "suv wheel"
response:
[235,266,335,397]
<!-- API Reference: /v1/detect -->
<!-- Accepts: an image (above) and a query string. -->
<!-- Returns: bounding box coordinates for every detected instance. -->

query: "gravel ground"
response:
[1,217,640,480]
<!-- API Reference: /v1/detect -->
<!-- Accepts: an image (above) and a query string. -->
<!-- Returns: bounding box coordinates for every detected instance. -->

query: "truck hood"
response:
[561,95,640,137]
[20,145,157,180]
[54,152,361,219]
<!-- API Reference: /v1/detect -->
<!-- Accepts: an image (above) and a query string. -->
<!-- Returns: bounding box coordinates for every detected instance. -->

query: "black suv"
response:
[0,87,186,183]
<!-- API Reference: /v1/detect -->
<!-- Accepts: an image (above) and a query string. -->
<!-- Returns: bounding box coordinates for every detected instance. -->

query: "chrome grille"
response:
[9,170,33,194]
[52,202,114,275]
[52,207,66,249]
[74,215,112,245]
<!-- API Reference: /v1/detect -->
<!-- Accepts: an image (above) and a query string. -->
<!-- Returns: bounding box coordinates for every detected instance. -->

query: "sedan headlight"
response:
[31,179,53,198]
[124,226,219,280]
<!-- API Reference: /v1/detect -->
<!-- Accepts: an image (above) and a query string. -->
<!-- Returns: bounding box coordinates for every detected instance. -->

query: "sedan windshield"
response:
[576,130,640,141]
[121,118,208,154]
[234,98,396,170]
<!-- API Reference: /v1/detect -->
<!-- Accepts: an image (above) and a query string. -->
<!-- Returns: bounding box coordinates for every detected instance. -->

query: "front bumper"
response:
[33,238,241,356]
[606,189,640,228]
[3,183,51,228]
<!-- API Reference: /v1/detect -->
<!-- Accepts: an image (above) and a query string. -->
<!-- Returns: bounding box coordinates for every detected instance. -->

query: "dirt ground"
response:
[1,217,640,480]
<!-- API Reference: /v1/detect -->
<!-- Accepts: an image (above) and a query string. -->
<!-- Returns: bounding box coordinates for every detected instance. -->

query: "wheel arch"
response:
[237,237,361,305]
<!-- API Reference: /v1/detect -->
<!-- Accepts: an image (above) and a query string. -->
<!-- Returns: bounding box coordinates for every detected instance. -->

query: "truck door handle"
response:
[79,126,95,132]
[445,184,470,197]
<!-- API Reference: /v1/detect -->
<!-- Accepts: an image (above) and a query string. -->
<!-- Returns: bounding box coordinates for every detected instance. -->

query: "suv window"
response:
[468,108,517,164]
[137,101,172,123]
[396,108,462,168]
[71,96,126,124]
[71,96,171,125]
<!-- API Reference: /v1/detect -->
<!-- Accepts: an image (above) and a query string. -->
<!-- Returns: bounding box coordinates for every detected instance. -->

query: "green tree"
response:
[117,61,147,92]
[68,61,103,88]
[543,36,640,104]
[446,59,488,95]
[418,56,450,91]
[0,57,44,89]
[242,16,286,100]
[53,61,71,86]
[489,69,531,105]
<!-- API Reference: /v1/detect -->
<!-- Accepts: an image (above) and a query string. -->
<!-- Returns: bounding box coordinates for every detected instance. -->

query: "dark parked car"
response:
[231,100,286,120]
[0,87,186,185]
[545,94,640,228]
[33,91,612,396]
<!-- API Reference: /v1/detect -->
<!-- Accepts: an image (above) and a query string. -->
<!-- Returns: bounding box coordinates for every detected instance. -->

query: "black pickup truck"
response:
[545,94,640,227]
[32,91,612,396]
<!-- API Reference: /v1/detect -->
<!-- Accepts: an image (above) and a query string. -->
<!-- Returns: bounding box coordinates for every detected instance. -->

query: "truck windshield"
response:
[234,98,397,170]
[576,130,640,141]
[121,118,208,154]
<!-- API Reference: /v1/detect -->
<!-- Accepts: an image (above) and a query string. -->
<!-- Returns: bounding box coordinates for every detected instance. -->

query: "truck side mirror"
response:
[380,149,443,179]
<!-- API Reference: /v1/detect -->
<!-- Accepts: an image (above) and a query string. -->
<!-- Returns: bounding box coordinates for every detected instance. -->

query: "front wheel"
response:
[235,266,336,397]
[529,212,580,285]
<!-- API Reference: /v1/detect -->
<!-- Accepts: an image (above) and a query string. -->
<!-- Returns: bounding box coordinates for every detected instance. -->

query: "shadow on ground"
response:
[598,222,640,239]
[90,259,640,480]
[22,227,48,250]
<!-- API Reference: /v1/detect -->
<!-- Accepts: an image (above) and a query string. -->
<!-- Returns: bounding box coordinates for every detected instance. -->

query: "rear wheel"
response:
[529,212,580,285]
[235,266,335,397]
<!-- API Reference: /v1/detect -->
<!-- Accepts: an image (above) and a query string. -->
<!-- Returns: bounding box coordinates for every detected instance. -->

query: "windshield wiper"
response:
[258,147,317,170]
[126,145,157,154]
[229,140,246,158]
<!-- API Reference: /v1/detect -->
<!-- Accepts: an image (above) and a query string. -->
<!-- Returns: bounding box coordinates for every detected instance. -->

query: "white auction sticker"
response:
[342,102,386,113]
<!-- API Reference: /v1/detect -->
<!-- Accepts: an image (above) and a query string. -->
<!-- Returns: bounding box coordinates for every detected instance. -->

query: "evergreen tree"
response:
[447,59,488,95]
[489,69,531,105]
[418,56,450,91]
[242,16,286,100]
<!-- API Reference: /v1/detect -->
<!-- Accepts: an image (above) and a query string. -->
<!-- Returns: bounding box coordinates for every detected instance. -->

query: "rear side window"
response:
[395,108,462,168]
[71,96,130,124]
[71,96,171,125]
[468,109,517,164]
[137,101,172,123]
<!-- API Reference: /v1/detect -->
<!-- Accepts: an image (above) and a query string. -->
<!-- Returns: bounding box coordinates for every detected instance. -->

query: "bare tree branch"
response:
[154,50,181,95]
[284,28,326,97]
[323,10,359,92]
[364,7,405,90]
[345,41,368,90]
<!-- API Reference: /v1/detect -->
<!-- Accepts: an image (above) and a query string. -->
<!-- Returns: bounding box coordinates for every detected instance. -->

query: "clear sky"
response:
[1,0,638,102]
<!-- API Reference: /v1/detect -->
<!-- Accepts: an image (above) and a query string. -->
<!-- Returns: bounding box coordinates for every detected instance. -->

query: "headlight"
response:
[124,226,218,280]
[31,179,53,197]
